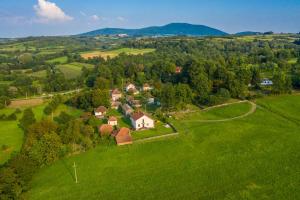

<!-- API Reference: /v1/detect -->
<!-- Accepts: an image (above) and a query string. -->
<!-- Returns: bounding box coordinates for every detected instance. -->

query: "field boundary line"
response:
[134,132,179,144]
[184,101,257,123]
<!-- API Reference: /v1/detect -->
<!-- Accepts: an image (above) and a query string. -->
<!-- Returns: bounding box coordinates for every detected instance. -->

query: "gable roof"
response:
[99,124,113,135]
[115,127,132,145]
[130,111,153,121]
[95,106,107,113]
[108,116,117,122]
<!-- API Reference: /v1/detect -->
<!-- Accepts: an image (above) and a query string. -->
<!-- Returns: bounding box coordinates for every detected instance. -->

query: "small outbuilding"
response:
[99,124,113,136]
[115,127,133,146]
[108,116,118,126]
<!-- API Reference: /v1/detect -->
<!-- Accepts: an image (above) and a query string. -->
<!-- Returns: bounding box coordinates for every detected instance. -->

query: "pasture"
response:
[27,95,300,200]
[57,62,94,79]
[80,48,155,59]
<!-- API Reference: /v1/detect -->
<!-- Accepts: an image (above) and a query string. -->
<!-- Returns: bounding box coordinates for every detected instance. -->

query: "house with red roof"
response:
[108,116,118,126]
[94,106,107,118]
[130,111,154,130]
[111,89,122,101]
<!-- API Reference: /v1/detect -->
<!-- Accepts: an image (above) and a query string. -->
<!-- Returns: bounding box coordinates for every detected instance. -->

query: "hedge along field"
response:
[80,48,155,60]
[0,103,83,165]
[27,95,300,200]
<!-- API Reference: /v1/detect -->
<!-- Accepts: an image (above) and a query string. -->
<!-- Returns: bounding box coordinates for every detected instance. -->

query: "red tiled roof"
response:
[99,124,113,136]
[115,127,132,145]
[175,66,182,74]
[131,111,145,121]
[95,106,107,113]
[108,116,117,122]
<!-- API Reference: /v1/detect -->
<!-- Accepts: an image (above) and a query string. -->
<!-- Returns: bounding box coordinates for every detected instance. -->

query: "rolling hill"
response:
[80,23,228,37]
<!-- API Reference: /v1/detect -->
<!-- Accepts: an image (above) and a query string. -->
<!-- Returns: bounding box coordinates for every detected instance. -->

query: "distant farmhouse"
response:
[130,111,155,130]
[261,78,273,86]
[108,116,118,126]
[122,104,134,116]
[125,83,136,92]
[94,106,107,118]
[125,83,139,95]
[111,89,122,101]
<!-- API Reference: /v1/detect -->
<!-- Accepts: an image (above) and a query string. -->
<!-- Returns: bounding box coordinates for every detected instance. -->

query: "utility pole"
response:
[51,111,54,121]
[73,162,78,184]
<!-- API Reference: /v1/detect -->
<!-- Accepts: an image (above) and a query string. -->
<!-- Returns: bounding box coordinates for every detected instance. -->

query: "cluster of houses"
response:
[95,83,155,146]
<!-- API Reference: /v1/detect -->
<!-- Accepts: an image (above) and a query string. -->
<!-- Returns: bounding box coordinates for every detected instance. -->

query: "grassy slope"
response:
[27,95,300,200]
[0,104,83,165]
[58,62,94,79]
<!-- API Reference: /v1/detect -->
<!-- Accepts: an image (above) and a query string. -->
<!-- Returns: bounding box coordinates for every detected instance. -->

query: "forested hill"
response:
[79,23,228,37]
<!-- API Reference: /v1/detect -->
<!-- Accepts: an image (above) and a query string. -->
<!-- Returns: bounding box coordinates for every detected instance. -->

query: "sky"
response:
[0,0,299,38]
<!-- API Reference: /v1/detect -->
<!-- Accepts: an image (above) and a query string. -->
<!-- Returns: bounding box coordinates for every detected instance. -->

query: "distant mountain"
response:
[80,23,228,37]
[235,31,262,36]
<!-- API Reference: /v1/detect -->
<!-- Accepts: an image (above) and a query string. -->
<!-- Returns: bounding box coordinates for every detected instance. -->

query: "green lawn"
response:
[27,95,300,200]
[175,102,252,121]
[46,56,68,64]
[132,122,174,140]
[0,104,83,165]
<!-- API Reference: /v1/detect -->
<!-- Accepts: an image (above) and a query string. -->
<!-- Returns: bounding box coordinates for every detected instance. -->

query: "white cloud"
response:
[91,15,100,21]
[117,16,125,22]
[34,0,73,23]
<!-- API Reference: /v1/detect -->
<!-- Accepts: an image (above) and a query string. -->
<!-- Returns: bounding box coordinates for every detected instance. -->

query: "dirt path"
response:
[184,101,257,123]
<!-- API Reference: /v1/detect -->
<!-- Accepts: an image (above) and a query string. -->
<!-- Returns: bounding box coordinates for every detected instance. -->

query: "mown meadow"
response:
[26,95,300,200]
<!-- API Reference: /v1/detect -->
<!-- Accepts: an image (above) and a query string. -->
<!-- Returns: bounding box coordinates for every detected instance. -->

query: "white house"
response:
[108,116,118,126]
[125,83,136,92]
[111,89,122,101]
[261,78,273,86]
[94,106,107,118]
[130,112,155,130]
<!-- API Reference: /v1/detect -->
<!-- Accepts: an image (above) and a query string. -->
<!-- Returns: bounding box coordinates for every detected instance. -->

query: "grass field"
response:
[80,48,155,59]
[26,95,300,200]
[46,56,68,64]
[58,62,94,79]
[0,103,83,165]
[132,122,174,140]
[175,102,252,121]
